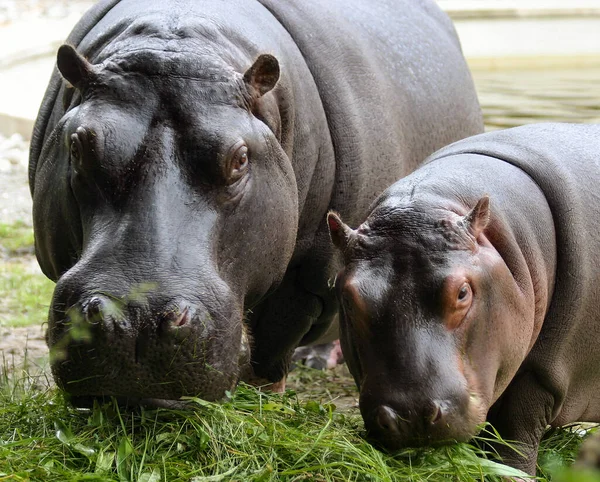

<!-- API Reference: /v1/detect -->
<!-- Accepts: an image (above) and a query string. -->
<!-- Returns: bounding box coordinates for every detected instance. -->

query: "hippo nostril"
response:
[172,307,190,327]
[162,306,192,329]
[375,405,400,434]
[428,401,447,425]
[84,296,104,323]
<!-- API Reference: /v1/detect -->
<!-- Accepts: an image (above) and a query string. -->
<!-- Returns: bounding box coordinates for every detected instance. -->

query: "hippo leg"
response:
[242,373,287,393]
[246,267,324,382]
[486,372,555,475]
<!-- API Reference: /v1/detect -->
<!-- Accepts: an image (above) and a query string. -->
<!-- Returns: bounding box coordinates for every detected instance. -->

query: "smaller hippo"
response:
[327,123,600,474]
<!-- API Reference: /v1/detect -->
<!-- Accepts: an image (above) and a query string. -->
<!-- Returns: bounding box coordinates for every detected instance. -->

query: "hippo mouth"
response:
[67,394,193,409]
[47,313,251,403]
[362,390,488,451]
[365,418,479,452]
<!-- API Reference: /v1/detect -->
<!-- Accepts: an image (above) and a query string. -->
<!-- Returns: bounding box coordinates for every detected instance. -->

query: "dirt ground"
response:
[0,132,49,367]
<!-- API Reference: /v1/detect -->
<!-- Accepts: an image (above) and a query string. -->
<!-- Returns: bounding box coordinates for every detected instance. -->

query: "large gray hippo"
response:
[29,0,482,403]
[328,123,600,474]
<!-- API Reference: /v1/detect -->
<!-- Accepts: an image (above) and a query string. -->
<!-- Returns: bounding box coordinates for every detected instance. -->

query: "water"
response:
[473,67,600,130]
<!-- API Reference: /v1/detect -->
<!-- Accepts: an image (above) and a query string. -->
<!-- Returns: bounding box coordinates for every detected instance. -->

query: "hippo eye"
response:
[70,133,82,162]
[458,283,472,302]
[230,145,248,181]
[444,279,473,330]
[69,126,87,167]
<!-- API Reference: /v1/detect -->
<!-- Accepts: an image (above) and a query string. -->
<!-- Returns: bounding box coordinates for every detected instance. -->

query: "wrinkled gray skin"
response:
[29,0,482,402]
[329,123,600,474]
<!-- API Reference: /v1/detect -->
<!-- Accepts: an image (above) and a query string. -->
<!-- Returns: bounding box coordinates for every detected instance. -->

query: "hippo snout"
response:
[361,392,473,449]
[47,272,248,402]
[75,295,199,337]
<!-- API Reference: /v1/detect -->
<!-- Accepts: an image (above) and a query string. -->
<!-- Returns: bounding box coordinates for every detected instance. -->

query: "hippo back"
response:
[259,0,482,228]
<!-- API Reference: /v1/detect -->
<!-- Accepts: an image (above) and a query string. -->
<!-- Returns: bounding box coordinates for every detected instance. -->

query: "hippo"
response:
[29,0,483,403]
[327,123,600,474]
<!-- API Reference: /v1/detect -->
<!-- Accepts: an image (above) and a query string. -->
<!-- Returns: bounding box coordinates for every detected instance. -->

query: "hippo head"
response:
[35,41,298,403]
[327,195,533,448]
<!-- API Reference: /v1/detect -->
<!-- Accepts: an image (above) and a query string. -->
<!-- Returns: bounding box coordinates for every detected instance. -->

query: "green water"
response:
[474,67,600,130]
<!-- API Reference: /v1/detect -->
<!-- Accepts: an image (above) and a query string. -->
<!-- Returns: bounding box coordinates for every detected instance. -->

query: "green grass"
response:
[0,221,55,327]
[541,425,600,482]
[0,362,596,482]
[0,221,35,257]
[0,370,520,482]
[0,260,54,327]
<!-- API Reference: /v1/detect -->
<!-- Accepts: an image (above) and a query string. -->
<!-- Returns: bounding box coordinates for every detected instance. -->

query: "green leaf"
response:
[138,469,161,482]
[54,420,74,444]
[476,458,532,478]
[73,442,96,459]
[261,403,295,415]
[95,450,115,474]
[117,436,134,481]
[54,420,96,460]
[190,466,237,482]
[303,400,322,414]
[198,426,210,450]
[182,396,216,408]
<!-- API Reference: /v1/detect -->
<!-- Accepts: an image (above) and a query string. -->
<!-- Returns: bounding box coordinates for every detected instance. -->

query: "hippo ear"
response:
[464,196,491,238]
[327,211,356,251]
[243,54,280,97]
[57,44,95,89]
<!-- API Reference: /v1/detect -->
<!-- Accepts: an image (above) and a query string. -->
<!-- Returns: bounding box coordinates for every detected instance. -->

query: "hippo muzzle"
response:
[354,325,486,449]
[48,258,250,402]
[358,371,484,449]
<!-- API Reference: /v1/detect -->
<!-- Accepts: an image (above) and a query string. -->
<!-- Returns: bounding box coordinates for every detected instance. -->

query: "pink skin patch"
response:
[326,339,344,369]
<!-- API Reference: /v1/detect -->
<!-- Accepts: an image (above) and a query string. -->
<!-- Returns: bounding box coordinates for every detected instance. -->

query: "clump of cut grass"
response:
[540,426,600,482]
[538,425,595,475]
[0,360,567,482]
[0,358,597,482]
